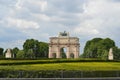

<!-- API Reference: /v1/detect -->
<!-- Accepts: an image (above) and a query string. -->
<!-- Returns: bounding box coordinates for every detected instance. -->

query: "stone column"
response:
[74,52,79,58]
[56,47,61,58]
[56,52,61,58]
[66,47,70,58]
[74,46,79,58]
[49,46,53,58]
[66,38,70,58]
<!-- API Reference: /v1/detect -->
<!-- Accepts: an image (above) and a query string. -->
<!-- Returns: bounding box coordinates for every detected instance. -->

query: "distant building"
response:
[5,48,13,58]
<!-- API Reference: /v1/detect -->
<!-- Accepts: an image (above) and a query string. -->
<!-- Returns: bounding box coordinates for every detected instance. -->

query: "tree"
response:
[12,47,19,58]
[113,47,120,60]
[83,38,116,59]
[83,38,102,58]
[38,42,49,58]
[0,48,4,58]
[101,50,108,60]
[25,49,35,58]
[23,39,49,58]
[23,39,39,58]
[16,50,25,58]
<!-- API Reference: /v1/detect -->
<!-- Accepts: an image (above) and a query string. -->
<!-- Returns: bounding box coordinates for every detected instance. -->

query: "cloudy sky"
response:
[0,0,120,53]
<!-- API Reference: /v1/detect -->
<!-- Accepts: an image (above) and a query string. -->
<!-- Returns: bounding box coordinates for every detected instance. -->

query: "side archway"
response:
[70,53,74,58]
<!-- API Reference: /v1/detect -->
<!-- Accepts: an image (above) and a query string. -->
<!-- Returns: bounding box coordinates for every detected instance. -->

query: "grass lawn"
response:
[0,59,120,71]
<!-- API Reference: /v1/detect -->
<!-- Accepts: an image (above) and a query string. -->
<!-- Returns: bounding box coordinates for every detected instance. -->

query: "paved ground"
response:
[0,77,120,80]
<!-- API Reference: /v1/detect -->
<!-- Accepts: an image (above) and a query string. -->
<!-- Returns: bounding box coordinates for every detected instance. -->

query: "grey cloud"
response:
[0,0,17,6]
[0,27,26,42]
[48,0,84,13]
[110,0,120,2]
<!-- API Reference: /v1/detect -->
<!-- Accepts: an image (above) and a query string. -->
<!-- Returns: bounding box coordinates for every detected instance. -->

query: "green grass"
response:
[0,59,120,71]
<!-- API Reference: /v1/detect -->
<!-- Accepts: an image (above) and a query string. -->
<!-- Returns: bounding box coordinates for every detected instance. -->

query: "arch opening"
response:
[70,53,74,58]
[60,47,67,58]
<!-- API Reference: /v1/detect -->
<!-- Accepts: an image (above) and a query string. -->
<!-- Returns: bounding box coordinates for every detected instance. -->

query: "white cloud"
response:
[74,27,99,35]
[14,0,47,11]
[83,0,120,23]
[6,17,40,30]
[31,13,50,21]
[74,0,120,36]
[15,0,23,9]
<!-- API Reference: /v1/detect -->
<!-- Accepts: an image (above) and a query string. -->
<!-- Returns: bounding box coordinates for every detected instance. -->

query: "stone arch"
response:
[48,31,80,59]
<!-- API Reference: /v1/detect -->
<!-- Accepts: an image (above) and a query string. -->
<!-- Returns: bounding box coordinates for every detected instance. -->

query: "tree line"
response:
[0,38,120,59]
[0,39,48,59]
[81,38,120,60]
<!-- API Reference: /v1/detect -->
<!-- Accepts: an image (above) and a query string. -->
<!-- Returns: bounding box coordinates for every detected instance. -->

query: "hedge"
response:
[0,70,120,78]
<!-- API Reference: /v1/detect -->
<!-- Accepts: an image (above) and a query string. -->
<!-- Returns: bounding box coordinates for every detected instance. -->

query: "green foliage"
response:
[101,50,108,60]
[0,59,120,71]
[113,47,120,60]
[23,39,39,58]
[0,59,119,66]
[12,47,19,58]
[0,48,4,58]
[83,38,115,59]
[0,70,120,78]
[16,50,25,58]
[38,42,49,58]
[0,59,120,78]
[25,49,35,58]
[23,39,48,58]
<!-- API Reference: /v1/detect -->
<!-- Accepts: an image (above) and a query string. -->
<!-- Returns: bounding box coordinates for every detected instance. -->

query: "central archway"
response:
[60,47,67,58]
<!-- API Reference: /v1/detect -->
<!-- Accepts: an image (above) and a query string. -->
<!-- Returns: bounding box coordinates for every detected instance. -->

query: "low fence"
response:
[0,70,120,78]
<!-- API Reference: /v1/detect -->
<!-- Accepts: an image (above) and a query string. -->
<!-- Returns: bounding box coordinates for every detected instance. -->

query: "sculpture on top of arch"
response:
[48,31,80,58]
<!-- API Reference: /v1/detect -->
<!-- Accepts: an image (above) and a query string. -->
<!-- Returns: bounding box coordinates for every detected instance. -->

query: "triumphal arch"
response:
[49,31,80,58]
